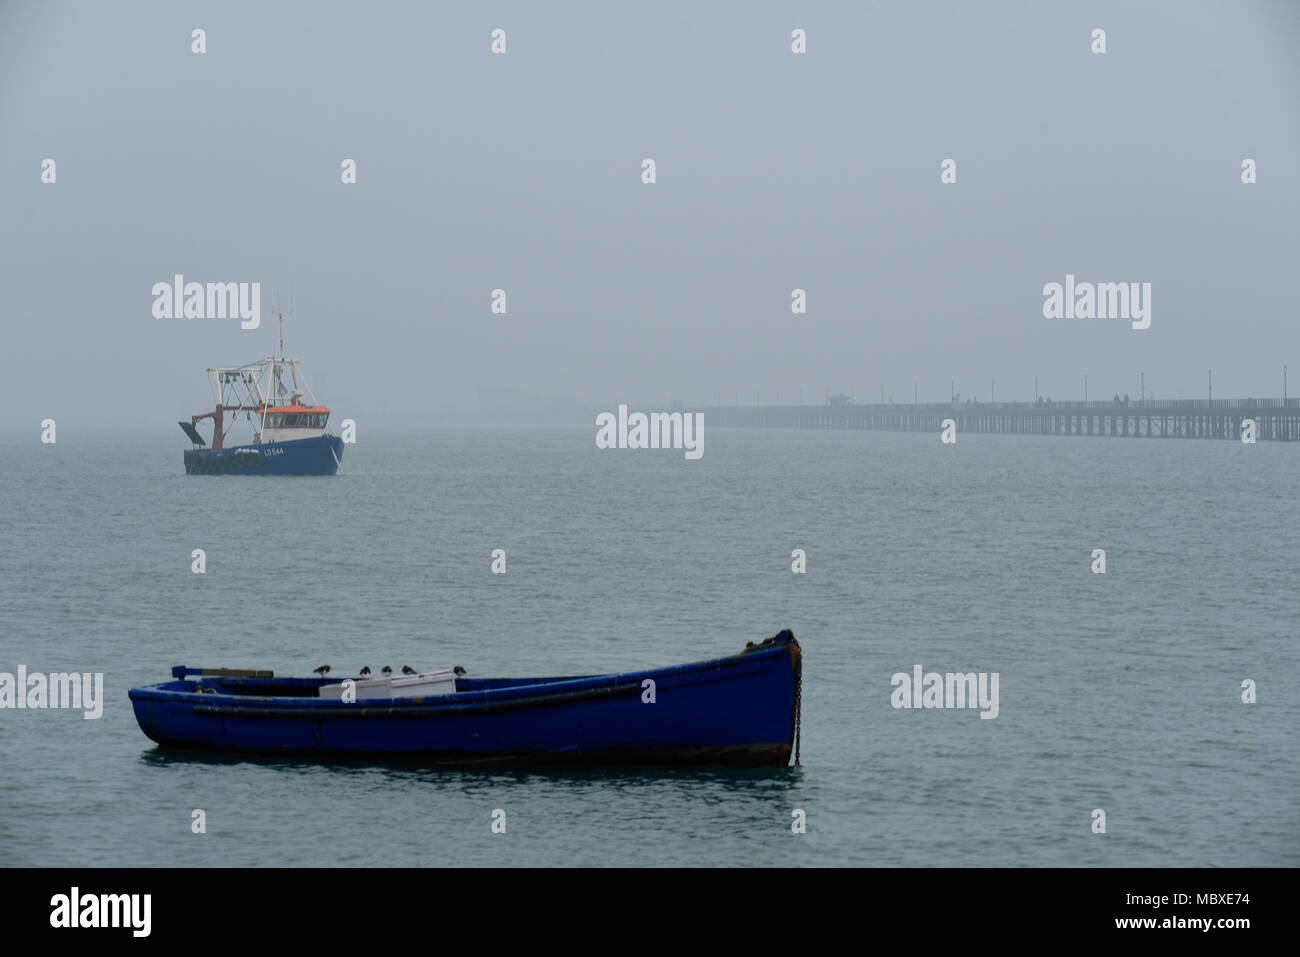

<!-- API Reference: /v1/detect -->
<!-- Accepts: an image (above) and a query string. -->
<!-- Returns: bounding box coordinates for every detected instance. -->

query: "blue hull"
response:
[184,434,344,475]
[128,633,802,767]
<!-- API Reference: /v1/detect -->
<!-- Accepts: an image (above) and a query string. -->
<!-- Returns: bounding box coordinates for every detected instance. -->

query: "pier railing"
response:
[694,398,1300,440]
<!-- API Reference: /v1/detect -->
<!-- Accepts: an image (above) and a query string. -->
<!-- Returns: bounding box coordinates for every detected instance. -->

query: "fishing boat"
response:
[178,319,343,475]
[127,631,803,767]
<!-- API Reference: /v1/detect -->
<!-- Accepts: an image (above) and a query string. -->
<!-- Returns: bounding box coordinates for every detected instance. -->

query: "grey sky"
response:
[2,0,1298,430]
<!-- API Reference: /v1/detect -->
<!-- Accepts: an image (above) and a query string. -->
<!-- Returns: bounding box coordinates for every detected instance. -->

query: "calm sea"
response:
[1,426,1296,866]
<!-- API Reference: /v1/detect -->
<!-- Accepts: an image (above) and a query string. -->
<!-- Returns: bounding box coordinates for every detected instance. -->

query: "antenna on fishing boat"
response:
[267,292,290,401]
[283,286,294,357]
[271,287,294,360]
[273,291,285,359]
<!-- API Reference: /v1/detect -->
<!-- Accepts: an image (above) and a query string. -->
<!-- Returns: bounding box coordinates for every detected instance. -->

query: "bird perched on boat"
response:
[313,665,331,676]
[401,665,416,675]
[453,666,466,676]
[359,666,371,677]
[380,666,392,677]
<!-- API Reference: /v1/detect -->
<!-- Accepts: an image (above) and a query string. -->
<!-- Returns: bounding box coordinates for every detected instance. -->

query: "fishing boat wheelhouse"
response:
[259,402,331,443]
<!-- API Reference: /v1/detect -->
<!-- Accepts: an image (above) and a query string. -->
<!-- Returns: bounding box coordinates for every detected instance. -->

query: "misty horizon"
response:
[3,1,1298,432]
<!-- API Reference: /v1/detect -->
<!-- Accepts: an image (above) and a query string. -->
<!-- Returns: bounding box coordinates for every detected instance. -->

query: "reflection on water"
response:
[140,745,803,793]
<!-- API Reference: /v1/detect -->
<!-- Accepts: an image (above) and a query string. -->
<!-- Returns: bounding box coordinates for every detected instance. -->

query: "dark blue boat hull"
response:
[184,434,343,475]
[128,635,802,767]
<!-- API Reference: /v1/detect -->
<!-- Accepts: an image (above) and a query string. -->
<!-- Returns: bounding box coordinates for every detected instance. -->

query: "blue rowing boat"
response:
[127,631,803,767]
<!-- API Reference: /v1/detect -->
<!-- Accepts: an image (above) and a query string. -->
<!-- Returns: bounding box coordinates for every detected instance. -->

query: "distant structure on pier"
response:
[700,397,1300,441]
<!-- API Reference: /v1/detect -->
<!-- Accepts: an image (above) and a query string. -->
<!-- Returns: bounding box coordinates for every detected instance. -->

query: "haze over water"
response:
[3,1,1300,427]
[2,0,1298,870]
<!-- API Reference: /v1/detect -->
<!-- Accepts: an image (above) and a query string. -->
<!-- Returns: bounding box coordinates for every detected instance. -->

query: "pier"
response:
[699,398,1300,441]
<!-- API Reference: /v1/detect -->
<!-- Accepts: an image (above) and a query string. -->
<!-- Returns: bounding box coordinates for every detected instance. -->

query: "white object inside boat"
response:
[317,670,458,700]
